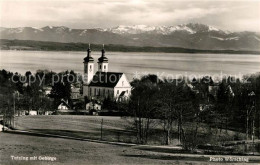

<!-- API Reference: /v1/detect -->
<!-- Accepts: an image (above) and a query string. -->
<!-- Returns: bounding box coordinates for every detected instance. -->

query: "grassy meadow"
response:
[15,115,250,148]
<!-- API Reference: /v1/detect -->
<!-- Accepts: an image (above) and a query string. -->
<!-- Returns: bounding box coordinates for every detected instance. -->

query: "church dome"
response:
[84,48,94,62]
[84,56,94,62]
[98,48,108,63]
[98,56,108,63]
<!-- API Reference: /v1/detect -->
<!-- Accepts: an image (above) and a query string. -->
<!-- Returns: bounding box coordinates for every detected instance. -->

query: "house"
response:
[208,85,219,96]
[82,45,131,105]
[57,99,70,110]
[43,86,52,96]
[37,110,54,115]
[86,100,102,115]
[29,110,37,115]
[44,111,54,115]
[13,110,26,116]
[71,86,81,99]
[226,85,235,98]
[55,100,73,115]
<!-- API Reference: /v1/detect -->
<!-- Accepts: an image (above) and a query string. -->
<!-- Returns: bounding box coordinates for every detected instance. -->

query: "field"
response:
[1,115,260,164]
[15,115,185,145]
[14,115,249,146]
[1,132,212,165]
[15,115,140,144]
[3,132,260,165]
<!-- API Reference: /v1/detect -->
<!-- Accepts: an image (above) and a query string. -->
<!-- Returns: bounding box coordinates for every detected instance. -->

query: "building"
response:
[44,111,54,115]
[208,85,219,99]
[70,86,81,99]
[29,110,38,115]
[86,100,102,115]
[17,110,27,116]
[43,86,52,96]
[82,45,131,102]
[57,99,70,110]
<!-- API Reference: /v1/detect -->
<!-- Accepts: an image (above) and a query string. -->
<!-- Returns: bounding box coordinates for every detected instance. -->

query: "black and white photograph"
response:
[0,0,260,164]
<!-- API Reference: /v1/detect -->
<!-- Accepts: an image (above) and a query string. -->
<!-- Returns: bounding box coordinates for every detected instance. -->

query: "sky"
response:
[0,0,260,32]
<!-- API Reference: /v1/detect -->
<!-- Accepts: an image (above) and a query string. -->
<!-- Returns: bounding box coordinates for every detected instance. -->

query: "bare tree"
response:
[128,75,160,144]
[158,80,199,145]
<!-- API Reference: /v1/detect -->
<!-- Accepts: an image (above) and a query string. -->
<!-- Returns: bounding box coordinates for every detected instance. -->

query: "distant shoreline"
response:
[1,39,260,55]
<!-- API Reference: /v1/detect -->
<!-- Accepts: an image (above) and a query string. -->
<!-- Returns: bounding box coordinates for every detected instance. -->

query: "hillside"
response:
[1,39,259,54]
[1,23,260,51]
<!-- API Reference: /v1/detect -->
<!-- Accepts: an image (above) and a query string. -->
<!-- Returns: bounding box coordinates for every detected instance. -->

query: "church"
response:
[82,45,131,102]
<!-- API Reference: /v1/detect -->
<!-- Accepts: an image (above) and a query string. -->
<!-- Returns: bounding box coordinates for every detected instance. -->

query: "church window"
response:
[104,65,106,69]
[117,90,119,94]
[126,90,128,93]
[90,65,92,69]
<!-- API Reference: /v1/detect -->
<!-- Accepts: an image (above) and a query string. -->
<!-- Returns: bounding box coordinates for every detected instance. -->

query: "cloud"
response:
[0,0,259,32]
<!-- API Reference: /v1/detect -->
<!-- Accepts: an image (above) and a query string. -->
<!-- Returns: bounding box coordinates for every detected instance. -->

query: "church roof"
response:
[89,72,123,88]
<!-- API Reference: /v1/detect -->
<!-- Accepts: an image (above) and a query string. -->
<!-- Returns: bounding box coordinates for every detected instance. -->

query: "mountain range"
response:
[1,23,260,51]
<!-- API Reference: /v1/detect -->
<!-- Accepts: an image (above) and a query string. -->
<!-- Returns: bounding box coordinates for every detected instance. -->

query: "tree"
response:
[158,81,199,146]
[49,81,71,108]
[128,74,160,144]
[157,81,178,145]
[103,97,117,111]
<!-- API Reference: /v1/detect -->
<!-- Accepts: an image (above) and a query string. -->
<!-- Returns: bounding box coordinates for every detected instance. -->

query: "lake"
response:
[0,50,260,80]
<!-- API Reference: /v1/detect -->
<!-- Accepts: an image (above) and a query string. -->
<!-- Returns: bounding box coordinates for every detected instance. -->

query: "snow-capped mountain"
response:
[103,23,223,35]
[1,23,259,51]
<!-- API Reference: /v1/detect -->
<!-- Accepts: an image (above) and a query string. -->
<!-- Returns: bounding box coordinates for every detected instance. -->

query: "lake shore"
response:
[1,39,260,55]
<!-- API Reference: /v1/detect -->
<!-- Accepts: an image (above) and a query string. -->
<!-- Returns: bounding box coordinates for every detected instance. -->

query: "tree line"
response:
[0,69,259,150]
[1,39,260,54]
[125,73,260,149]
[0,69,81,116]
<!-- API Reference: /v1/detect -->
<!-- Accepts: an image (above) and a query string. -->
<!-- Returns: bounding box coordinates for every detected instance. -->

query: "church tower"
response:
[83,44,94,84]
[98,45,108,72]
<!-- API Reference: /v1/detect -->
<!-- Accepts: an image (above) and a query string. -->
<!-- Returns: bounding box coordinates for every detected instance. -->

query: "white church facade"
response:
[82,45,131,101]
